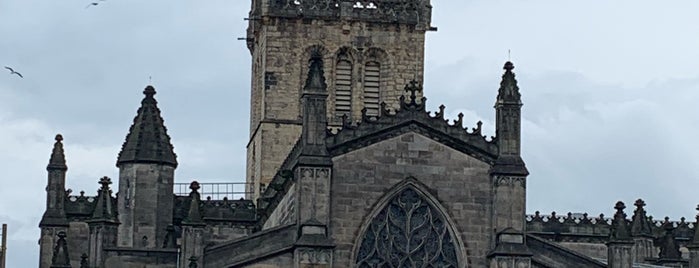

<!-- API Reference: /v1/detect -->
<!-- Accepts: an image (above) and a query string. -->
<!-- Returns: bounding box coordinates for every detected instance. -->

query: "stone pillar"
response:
[490,61,529,241]
[180,181,205,268]
[292,49,334,268]
[487,228,532,268]
[607,201,634,268]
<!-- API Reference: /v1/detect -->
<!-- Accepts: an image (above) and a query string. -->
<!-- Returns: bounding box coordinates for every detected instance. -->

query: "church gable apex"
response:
[326,81,498,163]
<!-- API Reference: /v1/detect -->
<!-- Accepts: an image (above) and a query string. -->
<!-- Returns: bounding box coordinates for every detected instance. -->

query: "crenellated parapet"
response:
[527,211,698,246]
[261,0,432,27]
[327,80,498,163]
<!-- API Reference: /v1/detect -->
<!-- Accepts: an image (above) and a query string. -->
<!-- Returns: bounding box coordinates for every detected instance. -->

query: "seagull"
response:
[85,0,106,9]
[4,66,23,78]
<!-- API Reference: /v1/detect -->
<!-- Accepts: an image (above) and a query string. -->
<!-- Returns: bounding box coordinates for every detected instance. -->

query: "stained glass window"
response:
[355,187,459,268]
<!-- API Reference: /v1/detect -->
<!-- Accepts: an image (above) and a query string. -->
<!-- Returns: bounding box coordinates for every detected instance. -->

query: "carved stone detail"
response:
[298,248,332,264]
[355,187,459,267]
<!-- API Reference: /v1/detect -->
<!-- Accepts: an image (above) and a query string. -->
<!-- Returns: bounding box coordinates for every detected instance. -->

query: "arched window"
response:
[335,59,353,119]
[363,61,381,116]
[355,186,460,267]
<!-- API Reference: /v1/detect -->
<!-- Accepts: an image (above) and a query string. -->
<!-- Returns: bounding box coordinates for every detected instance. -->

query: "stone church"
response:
[37,0,699,267]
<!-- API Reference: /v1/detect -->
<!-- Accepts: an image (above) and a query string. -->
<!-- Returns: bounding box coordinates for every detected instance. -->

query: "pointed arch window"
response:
[363,61,381,116]
[355,187,460,268]
[335,59,353,119]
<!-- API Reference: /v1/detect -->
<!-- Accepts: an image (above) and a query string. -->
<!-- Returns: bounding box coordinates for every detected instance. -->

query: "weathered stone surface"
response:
[330,132,491,267]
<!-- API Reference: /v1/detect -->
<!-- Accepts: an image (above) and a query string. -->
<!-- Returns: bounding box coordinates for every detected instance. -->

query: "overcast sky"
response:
[2,0,699,266]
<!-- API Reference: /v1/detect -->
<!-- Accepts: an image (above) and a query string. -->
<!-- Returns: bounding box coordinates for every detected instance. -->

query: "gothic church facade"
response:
[38,1,699,267]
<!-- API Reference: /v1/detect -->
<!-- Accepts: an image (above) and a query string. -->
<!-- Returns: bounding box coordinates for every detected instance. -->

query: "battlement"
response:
[254,0,432,26]
[526,211,696,245]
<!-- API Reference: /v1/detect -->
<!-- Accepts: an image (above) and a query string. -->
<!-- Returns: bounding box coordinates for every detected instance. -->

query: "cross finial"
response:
[99,176,112,188]
[404,80,422,104]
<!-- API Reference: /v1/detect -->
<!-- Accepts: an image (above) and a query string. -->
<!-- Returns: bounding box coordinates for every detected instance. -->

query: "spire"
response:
[630,199,653,237]
[610,201,631,241]
[303,53,327,94]
[496,61,521,104]
[50,231,71,268]
[117,85,177,167]
[47,134,67,171]
[90,176,117,223]
[183,181,204,226]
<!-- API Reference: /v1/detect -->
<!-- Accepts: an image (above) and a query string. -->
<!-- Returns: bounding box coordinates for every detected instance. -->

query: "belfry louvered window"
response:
[364,61,381,116]
[335,60,353,119]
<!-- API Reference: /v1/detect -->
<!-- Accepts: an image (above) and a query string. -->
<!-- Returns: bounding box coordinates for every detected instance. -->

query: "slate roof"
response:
[117,85,177,167]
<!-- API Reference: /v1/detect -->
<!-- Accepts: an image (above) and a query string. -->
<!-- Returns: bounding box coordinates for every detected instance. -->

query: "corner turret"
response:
[116,85,176,249]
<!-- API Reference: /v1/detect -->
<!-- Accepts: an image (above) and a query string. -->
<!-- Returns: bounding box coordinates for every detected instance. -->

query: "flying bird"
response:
[4,66,23,78]
[85,0,106,9]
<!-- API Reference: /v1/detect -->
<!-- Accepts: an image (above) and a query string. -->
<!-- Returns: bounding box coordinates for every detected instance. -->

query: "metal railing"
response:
[174,182,252,201]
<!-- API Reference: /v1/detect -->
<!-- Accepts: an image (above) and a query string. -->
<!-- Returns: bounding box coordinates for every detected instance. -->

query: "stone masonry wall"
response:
[330,132,494,267]
[262,182,296,230]
[240,252,293,268]
[246,17,428,201]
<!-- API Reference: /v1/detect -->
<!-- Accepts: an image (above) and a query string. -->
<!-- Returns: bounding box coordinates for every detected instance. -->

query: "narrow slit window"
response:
[364,61,381,116]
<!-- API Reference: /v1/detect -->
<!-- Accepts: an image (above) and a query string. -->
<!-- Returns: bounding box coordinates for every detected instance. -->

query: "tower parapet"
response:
[258,0,432,27]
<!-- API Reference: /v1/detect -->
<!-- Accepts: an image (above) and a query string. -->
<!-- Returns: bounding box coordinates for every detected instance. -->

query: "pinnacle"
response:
[47,134,67,171]
[496,61,521,104]
[303,56,327,93]
[117,85,177,167]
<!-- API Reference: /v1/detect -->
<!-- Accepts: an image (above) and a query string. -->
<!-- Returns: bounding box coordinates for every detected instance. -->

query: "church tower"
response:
[245,0,435,200]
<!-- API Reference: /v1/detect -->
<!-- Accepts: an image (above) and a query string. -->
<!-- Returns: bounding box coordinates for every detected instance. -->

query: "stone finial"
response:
[50,231,71,268]
[504,61,514,71]
[47,134,67,171]
[188,256,199,268]
[80,253,88,268]
[631,198,653,237]
[99,176,111,189]
[190,181,200,192]
[610,201,631,241]
[183,181,204,225]
[91,176,117,222]
[659,219,681,259]
[143,85,156,97]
